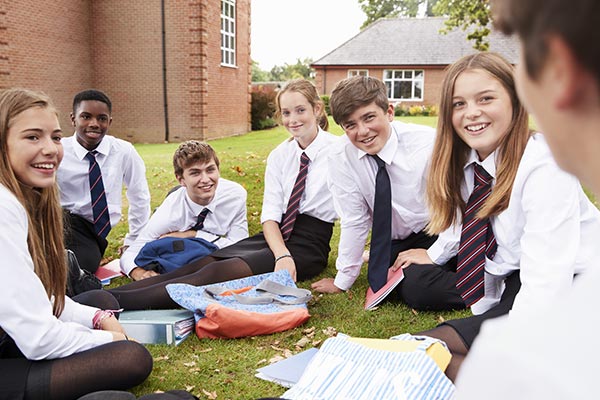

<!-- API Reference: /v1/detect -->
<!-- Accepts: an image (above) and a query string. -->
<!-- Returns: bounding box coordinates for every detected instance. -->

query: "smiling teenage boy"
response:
[120,140,248,280]
[58,89,151,274]
[312,76,438,300]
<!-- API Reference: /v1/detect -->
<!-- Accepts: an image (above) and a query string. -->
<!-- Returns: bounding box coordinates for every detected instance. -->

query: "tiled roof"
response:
[312,17,520,66]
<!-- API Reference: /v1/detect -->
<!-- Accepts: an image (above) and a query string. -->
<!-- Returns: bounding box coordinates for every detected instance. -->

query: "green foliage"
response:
[252,60,272,82]
[251,91,277,131]
[433,0,492,51]
[321,95,331,116]
[269,58,314,81]
[359,0,441,29]
[394,103,438,117]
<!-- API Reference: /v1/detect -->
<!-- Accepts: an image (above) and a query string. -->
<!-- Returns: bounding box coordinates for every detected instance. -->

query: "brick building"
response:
[312,17,519,109]
[0,0,251,143]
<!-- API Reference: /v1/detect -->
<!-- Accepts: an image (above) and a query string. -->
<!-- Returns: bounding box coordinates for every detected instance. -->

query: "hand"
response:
[311,278,342,293]
[362,249,370,263]
[100,315,126,334]
[130,267,160,281]
[110,331,138,342]
[118,245,129,257]
[160,230,196,239]
[274,256,297,282]
[391,248,433,271]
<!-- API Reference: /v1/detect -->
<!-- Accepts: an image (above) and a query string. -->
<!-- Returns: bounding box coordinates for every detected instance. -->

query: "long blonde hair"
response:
[427,52,531,234]
[275,79,329,131]
[0,88,67,316]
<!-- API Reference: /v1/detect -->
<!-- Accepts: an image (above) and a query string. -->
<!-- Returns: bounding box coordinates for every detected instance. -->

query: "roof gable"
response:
[312,17,519,66]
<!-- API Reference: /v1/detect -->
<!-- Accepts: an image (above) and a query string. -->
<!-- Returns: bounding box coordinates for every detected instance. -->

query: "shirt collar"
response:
[464,148,498,179]
[293,127,327,162]
[184,187,215,215]
[72,134,111,160]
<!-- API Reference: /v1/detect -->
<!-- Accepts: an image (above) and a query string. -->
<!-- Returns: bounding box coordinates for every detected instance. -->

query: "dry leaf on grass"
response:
[322,326,337,337]
[438,315,446,323]
[154,355,169,361]
[183,361,196,367]
[295,337,310,348]
[202,389,218,399]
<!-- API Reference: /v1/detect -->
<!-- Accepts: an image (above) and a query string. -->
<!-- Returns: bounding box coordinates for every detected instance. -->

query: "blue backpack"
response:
[134,237,218,274]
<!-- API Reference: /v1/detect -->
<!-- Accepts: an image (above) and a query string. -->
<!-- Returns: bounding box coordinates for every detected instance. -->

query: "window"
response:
[348,69,368,78]
[383,69,424,101]
[221,0,236,67]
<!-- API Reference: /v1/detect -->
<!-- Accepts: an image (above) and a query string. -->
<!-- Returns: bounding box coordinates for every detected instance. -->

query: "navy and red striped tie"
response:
[191,208,210,231]
[280,152,310,241]
[456,163,497,307]
[85,151,111,239]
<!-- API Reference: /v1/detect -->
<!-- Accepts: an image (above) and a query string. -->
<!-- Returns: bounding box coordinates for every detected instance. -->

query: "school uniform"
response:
[0,184,113,394]
[403,133,600,347]
[328,120,437,291]
[120,179,248,276]
[211,128,338,281]
[58,135,151,273]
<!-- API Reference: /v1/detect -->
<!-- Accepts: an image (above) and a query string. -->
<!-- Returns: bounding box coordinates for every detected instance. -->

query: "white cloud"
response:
[251,0,365,70]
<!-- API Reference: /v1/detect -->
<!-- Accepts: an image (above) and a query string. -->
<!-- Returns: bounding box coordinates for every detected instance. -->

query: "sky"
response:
[251,0,366,70]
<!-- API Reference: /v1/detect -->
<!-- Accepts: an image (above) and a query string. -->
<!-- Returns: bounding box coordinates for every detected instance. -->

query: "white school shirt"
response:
[0,184,112,360]
[260,128,338,225]
[455,266,600,399]
[329,120,436,291]
[120,179,248,276]
[427,133,600,315]
[58,135,151,246]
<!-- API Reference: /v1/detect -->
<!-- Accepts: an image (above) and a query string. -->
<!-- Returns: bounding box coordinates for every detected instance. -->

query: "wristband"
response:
[275,254,293,263]
[92,308,123,329]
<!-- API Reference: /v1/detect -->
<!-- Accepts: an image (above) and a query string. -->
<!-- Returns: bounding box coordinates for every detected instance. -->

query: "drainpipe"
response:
[161,0,170,142]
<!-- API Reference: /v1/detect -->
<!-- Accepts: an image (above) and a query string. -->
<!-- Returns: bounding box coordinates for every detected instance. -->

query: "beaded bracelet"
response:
[275,254,293,263]
[92,308,123,329]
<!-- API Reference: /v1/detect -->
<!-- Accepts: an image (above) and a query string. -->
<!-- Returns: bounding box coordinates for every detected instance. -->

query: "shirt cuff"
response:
[426,239,451,265]
[333,269,358,291]
[194,230,220,243]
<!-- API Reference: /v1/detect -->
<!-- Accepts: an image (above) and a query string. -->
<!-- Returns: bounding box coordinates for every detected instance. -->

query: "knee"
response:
[125,343,153,384]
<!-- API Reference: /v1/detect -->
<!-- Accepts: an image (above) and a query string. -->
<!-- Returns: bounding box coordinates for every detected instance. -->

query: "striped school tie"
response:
[85,151,111,238]
[191,208,210,231]
[367,154,392,293]
[280,152,310,241]
[456,163,497,307]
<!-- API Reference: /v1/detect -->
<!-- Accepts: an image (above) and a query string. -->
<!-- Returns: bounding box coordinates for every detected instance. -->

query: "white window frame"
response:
[383,69,424,101]
[347,69,369,78]
[221,0,236,67]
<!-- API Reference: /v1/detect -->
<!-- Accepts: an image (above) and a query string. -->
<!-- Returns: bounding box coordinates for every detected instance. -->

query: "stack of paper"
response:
[364,267,405,310]
[255,348,319,388]
[120,309,195,346]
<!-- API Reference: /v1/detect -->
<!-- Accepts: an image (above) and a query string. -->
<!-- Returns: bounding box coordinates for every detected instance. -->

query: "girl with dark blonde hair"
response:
[392,52,600,380]
[109,79,338,310]
[0,88,152,399]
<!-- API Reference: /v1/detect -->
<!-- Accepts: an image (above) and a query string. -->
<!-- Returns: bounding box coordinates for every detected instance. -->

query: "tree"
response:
[433,0,491,51]
[359,0,440,28]
[269,58,314,81]
[358,0,492,51]
[251,60,272,82]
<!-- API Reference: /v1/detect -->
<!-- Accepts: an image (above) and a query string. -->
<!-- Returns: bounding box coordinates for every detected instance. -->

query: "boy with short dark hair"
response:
[120,140,248,280]
[58,89,151,273]
[455,1,600,397]
[311,76,440,304]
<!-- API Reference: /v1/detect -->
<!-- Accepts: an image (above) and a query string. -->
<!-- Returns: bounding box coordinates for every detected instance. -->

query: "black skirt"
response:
[211,214,334,281]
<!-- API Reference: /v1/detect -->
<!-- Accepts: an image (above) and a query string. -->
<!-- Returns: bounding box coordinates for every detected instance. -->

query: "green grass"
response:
[103,116,464,398]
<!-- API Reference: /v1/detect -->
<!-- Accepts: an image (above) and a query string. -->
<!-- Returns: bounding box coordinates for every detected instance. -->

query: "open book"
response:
[120,309,195,345]
[364,266,404,310]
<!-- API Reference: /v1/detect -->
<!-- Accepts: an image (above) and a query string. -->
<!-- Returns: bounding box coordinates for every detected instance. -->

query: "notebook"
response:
[364,266,404,310]
[95,259,124,285]
[119,309,195,346]
[255,348,319,388]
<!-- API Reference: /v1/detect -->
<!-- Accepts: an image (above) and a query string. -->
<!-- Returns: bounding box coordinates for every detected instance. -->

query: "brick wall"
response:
[0,0,251,143]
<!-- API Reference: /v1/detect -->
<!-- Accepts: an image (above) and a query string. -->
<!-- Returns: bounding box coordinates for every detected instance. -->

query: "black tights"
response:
[109,256,253,310]
[0,290,153,400]
[417,324,467,382]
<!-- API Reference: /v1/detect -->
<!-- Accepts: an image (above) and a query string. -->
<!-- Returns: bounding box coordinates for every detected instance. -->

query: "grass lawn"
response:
[103,115,581,398]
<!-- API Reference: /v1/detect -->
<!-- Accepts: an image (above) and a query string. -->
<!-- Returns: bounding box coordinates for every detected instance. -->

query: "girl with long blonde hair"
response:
[392,53,600,380]
[0,88,152,399]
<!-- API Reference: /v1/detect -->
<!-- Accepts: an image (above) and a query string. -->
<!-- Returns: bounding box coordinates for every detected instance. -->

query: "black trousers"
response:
[64,212,108,274]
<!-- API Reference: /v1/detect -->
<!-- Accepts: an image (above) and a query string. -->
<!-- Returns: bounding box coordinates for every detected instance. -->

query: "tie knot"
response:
[473,164,493,187]
[370,154,386,169]
[300,152,310,166]
[85,151,97,162]
[199,208,209,218]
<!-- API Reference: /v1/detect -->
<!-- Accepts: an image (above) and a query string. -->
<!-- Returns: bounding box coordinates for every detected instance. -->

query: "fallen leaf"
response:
[269,355,285,364]
[202,389,218,399]
[256,358,267,365]
[183,361,196,367]
[438,315,446,323]
[411,309,419,316]
[295,337,310,348]
[155,356,169,361]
